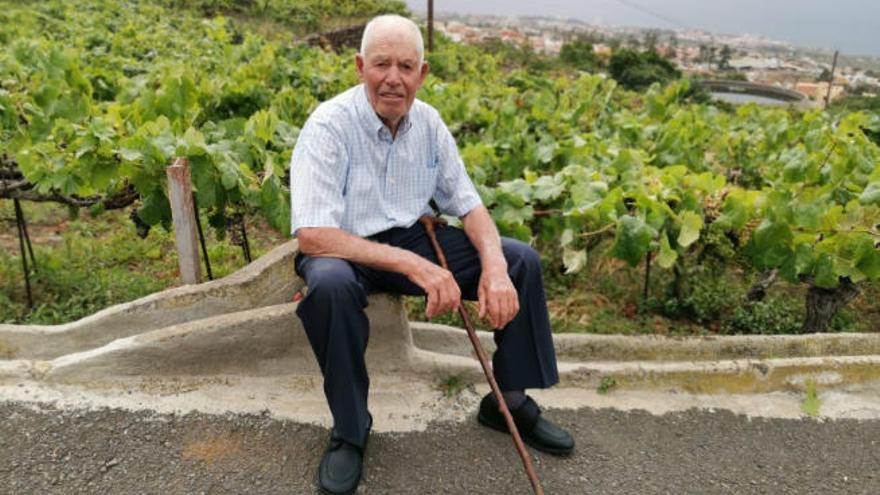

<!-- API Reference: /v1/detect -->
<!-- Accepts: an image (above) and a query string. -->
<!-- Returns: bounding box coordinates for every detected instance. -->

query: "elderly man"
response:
[290,14,573,494]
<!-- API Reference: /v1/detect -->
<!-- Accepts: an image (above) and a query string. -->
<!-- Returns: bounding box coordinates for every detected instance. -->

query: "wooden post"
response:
[427,0,434,52]
[166,157,202,285]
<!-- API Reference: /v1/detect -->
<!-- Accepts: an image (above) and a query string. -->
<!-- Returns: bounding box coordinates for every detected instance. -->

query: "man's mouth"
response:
[380,92,404,100]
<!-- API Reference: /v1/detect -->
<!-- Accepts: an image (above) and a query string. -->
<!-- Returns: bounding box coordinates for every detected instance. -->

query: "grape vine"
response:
[2,0,878,331]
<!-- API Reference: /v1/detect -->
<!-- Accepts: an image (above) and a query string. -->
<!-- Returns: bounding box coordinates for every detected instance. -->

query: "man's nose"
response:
[385,65,402,85]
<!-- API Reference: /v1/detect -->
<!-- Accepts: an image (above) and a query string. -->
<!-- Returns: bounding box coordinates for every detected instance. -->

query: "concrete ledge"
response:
[371,349,880,396]
[405,323,880,394]
[1,294,411,383]
[4,316,880,395]
[409,322,880,361]
[552,332,880,362]
[42,304,304,381]
[0,240,303,360]
[557,356,880,394]
[1,241,879,397]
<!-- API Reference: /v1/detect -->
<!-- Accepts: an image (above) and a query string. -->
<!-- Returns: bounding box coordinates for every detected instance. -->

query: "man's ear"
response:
[355,53,365,81]
[419,60,429,83]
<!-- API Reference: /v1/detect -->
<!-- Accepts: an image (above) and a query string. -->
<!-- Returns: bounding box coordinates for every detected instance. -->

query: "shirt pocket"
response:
[398,149,437,205]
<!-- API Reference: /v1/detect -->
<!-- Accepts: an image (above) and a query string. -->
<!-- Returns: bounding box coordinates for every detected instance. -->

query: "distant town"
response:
[426,12,880,104]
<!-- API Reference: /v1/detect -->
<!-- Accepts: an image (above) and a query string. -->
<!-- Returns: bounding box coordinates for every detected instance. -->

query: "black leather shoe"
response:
[478,393,574,456]
[318,415,372,494]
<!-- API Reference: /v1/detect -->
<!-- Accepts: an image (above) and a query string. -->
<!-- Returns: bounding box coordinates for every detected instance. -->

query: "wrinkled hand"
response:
[478,265,519,330]
[406,255,461,318]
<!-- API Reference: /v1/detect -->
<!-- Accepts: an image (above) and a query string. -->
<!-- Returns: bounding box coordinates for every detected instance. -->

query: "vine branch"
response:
[579,223,615,238]
[794,227,880,238]
[533,208,563,217]
[0,156,138,210]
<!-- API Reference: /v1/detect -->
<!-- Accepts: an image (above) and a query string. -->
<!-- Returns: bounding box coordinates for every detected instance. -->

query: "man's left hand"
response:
[478,264,519,330]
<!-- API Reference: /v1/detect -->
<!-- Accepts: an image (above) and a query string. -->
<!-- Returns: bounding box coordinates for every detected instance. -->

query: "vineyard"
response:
[1,0,879,332]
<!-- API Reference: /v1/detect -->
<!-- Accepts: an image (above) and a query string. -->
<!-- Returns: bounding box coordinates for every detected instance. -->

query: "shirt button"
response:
[389,178,396,184]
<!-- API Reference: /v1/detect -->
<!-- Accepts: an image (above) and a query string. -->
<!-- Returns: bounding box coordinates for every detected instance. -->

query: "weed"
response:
[597,376,617,395]
[801,379,822,418]
[722,298,802,335]
[439,374,468,398]
[650,263,736,324]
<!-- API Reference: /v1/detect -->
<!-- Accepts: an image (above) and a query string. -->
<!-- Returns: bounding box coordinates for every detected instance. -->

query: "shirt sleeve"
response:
[432,118,483,217]
[289,113,349,236]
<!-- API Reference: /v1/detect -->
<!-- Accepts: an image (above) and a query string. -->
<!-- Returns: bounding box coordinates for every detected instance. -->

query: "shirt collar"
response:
[355,84,413,141]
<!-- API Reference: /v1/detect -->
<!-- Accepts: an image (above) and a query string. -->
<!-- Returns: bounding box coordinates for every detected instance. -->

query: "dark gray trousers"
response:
[294,222,559,448]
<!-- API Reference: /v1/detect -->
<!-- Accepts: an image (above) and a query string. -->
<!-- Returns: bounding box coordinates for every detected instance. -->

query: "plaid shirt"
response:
[289,84,482,238]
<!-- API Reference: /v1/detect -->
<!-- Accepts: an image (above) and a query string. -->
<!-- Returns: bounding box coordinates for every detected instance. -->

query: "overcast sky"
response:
[405,0,880,56]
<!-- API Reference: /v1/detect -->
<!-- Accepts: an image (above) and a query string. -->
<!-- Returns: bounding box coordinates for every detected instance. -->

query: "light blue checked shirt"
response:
[289,84,482,238]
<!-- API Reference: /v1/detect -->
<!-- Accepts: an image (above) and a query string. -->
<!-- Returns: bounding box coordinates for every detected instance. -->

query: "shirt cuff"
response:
[291,218,342,237]
[442,194,482,218]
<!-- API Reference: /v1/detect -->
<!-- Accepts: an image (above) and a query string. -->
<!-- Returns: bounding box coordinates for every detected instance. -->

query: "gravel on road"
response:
[1,401,878,494]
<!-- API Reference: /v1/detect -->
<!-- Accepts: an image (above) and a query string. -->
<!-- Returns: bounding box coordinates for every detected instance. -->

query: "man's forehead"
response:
[367,50,420,63]
[364,29,420,60]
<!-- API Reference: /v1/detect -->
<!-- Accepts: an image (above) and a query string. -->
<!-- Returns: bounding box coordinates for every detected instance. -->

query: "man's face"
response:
[356,28,428,130]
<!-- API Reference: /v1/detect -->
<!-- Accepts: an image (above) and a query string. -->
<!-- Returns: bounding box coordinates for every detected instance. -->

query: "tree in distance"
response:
[559,39,600,72]
[608,48,681,91]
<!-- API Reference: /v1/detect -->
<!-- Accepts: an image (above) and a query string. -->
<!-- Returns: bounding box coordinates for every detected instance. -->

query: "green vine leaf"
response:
[657,233,677,269]
[611,216,654,267]
[677,210,703,248]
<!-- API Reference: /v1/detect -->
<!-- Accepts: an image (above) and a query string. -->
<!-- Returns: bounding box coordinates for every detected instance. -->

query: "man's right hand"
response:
[404,253,461,318]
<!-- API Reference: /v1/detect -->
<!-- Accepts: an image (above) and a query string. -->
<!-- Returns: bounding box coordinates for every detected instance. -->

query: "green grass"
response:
[0,202,283,325]
[2,201,878,334]
[438,374,469,398]
[406,236,879,336]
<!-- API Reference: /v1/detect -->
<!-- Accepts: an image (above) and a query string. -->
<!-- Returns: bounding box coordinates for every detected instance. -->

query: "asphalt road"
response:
[1,402,878,494]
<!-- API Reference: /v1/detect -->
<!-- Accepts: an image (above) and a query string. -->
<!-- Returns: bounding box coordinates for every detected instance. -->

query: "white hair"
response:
[360,15,424,63]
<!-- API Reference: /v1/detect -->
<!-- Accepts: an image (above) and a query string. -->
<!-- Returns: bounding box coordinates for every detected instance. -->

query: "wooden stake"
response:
[14,199,33,308]
[166,157,202,285]
[192,194,213,281]
[14,198,36,273]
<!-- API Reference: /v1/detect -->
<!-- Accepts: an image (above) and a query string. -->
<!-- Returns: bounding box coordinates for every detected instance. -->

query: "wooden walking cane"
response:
[418,215,544,495]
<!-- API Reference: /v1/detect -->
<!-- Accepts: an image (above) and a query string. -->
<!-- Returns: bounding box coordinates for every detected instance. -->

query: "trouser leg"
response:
[491,237,559,391]
[295,255,371,448]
